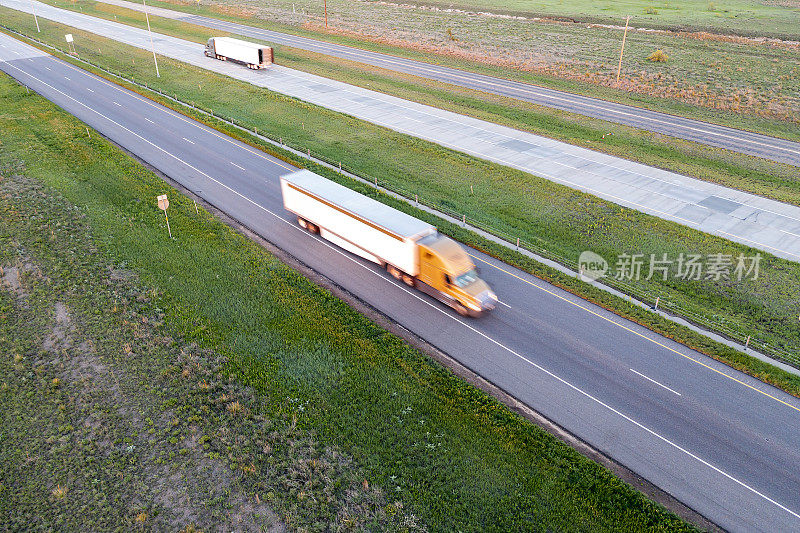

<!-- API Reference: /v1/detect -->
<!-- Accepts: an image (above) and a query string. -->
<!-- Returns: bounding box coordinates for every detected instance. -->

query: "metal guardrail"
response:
[5,25,797,368]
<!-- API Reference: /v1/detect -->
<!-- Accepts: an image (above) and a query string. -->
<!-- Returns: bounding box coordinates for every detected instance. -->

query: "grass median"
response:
[0,71,698,531]
[112,0,800,139]
[2,12,800,377]
[30,0,800,208]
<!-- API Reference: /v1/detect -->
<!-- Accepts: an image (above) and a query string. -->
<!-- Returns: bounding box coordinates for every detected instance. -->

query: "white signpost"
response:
[65,33,75,54]
[157,194,172,238]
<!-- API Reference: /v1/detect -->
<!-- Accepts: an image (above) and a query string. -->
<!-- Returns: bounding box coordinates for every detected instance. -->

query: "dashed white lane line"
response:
[144,117,155,123]
[4,53,797,523]
[87,87,94,92]
[183,137,194,144]
[113,101,122,106]
[497,300,512,309]
[631,369,682,396]
[230,162,246,171]
[63,76,70,80]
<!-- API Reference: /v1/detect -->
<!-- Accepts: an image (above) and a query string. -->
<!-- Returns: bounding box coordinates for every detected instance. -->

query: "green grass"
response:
[3,11,800,371]
[0,72,697,531]
[124,0,800,131]
[35,0,800,138]
[53,0,800,206]
[374,0,800,38]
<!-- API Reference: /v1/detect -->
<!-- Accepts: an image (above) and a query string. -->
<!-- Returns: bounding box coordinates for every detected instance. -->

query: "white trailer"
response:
[281,170,435,275]
[280,170,498,316]
[204,37,273,69]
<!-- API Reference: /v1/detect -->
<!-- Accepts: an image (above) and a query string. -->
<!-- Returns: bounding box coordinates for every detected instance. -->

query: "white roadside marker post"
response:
[157,194,172,238]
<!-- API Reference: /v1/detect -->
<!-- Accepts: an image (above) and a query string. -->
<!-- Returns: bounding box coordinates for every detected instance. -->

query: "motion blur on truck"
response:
[281,170,497,316]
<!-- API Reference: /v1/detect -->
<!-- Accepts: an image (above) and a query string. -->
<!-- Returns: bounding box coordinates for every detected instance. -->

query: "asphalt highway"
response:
[100,0,800,167]
[7,0,800,262]
[3,34,800,532]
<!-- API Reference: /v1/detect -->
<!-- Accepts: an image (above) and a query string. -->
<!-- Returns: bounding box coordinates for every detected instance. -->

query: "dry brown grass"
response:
[226,400,243,415]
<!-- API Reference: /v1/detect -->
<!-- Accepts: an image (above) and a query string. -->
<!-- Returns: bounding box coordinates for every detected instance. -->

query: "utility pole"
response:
[616,15,630,84]
[324,0,328,28]
[143,0,160,77]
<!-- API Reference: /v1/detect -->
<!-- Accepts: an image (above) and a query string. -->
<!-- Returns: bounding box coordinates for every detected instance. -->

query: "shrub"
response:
[648,49,669,62]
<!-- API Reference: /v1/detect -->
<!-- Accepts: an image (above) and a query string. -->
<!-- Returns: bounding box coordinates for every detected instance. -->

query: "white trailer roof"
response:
[214,37,271,51]
[281,170,436,239]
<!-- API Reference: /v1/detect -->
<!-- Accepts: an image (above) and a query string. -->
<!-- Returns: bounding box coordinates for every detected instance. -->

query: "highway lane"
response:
[3,34,800,531]
[97,0,800,168]
[6,0,800,264]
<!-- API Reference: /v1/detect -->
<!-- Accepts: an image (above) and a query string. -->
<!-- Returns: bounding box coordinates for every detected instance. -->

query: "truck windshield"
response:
[453,269,479,288]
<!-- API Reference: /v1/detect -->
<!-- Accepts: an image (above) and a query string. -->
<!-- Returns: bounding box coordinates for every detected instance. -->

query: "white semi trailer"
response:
[280,170,497,316]
[204,37,273,69]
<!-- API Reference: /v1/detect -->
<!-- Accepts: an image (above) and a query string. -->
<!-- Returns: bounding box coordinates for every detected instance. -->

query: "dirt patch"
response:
[42,302,72,354]
[0,265,25,299]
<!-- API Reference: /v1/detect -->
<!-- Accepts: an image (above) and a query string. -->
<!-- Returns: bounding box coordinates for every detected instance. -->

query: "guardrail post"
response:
[654,296,659,310]
[745,335,751,349]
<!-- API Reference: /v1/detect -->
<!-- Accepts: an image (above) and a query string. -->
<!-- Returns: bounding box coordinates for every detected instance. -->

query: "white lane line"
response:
[25,5,800,242]
[497,300,512,309]
[230,162,246,171]
[204,17,800,157]
[269,68,800,250]
[44,66,51,70]
[54,55,293,175]
[87,88,94,93]
[630,369,682,396]
[113,101,122,106]
[183,137,194,144]
[318,233,800,523]
[47,49,800,405]
[6,57,797,522]
[63,76,70,80]
[469,252,800,414]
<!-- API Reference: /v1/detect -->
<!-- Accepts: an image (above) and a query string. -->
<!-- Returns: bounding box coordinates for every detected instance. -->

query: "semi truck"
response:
[280,170,497,316]
[204,37,274,69]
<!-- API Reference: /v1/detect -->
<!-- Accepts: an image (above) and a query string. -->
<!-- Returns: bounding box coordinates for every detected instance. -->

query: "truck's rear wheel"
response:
[298,217,308,230]
[402,274,415,287]
[387,264,402,280]
[454,302,470,317]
